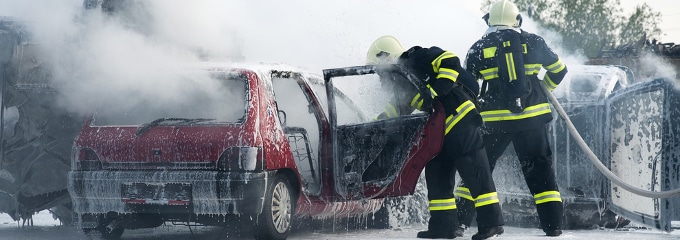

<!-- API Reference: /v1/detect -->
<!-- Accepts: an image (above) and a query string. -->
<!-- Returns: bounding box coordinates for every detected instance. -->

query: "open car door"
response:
[605,78,680,231]
[322,65,444,200]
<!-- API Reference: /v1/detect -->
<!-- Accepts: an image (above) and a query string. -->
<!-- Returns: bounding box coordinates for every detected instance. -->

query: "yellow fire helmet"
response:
[366,35,405,65]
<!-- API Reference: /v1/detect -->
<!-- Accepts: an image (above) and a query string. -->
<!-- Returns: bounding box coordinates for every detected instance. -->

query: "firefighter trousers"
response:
[457,125,563,231]
[425,122,504,233]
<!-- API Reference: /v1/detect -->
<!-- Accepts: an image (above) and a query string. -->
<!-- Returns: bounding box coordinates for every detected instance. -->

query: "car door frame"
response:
[322,65,444,200]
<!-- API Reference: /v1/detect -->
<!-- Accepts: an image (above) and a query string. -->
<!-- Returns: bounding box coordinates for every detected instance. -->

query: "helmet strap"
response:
[482,13,490,26]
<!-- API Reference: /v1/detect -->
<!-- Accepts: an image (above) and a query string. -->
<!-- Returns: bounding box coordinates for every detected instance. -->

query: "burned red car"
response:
[67,63,444,239]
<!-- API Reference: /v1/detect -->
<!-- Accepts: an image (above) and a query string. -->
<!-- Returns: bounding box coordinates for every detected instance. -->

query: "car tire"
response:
[255,174,293,240]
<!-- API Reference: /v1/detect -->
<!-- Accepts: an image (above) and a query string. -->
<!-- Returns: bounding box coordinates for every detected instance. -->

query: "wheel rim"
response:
[271,181,291,234]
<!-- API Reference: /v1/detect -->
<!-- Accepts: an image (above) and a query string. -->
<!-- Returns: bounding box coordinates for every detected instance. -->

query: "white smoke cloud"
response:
[1,0,603,118]
[518,14,587,68]
[637,53,678,82]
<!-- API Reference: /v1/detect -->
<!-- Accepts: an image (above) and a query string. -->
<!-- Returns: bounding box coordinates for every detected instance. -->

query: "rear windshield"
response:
[91,71,248,126]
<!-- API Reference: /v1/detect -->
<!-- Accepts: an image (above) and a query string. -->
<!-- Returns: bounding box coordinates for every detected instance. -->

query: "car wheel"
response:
[255,174,293,240]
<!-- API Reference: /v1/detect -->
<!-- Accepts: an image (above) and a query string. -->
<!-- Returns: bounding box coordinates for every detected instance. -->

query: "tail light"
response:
[217,147,264,171]
[72,147,102,171]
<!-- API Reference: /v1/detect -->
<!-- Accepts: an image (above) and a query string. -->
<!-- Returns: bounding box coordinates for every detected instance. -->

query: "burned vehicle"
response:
[489,64,680,231]
[67,63,445,239]
[0,17,81,224]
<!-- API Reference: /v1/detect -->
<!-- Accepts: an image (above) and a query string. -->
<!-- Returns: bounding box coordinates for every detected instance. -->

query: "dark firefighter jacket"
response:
[379,46,482,138]
[465,29,568,133]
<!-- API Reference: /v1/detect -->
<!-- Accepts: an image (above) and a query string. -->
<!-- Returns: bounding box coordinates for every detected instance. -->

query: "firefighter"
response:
[367,36,504,240]
[456,0,568,237]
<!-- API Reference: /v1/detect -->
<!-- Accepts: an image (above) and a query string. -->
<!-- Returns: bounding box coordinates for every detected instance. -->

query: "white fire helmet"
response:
[486,0,522,27]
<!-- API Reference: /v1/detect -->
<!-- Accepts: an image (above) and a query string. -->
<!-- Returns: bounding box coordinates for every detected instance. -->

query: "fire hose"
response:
[541,83,680,198]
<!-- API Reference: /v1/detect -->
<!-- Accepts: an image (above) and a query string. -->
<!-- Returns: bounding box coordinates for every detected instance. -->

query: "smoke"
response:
[637,53,678,82]
[7,0,665,119]
[0,0,494,118]
[518,14,587,68]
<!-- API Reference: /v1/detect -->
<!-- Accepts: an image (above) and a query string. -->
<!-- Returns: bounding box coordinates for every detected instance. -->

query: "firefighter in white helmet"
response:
[367,36,505,240]
[456,0,568,237]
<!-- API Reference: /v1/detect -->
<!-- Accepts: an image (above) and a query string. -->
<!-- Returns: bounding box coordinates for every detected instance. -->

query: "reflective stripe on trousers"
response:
[454,187,500,207]
[534,190,562,205]
[429,198,457,211]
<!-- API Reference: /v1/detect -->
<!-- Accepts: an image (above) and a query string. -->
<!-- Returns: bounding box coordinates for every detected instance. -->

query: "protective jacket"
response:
[458,28,566,233]
[399,46,482,137]
[379,46,504,235]
[378,46,486,154]
[465,29,567,133]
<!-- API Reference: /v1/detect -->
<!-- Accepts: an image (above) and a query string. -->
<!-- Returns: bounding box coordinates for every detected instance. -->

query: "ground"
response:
[0,211,678,240]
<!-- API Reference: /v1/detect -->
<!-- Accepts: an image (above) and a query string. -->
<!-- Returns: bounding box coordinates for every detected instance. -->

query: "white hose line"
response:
[541,83,680,198]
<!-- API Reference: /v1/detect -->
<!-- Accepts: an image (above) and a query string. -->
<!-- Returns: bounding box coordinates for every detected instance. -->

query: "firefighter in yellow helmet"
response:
[367,36,505,239]
[456,0,568,237]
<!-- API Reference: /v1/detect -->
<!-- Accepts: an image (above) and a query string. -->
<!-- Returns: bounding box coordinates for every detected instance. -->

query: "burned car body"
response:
[605,77,680,231]
[68,63,444,239]
[0,17,81,224]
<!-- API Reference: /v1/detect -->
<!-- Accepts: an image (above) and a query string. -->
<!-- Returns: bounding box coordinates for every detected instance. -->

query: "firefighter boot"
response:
[471,201,505,240]
[537,201,563,237]
[417,210,456,239]
[471,226,504,240]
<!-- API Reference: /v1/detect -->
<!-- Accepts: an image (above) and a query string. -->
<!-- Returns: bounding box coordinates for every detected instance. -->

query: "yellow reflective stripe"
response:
[445,100,475,135]
[410,93,422,107]
[431,51,456,73]
[504,52,517,81]
[483,44,525,58]
[544,74,557,91]
[385,103,398,118]
[427,84,438,97]
[486,63,542,77]
[437,68,459,83]
[545,59,565,73]
[524,64,542,75]
[480,68,499,80]
[481,103,551,122]
[475,192,500,207]
[416,99,424,109]
[534,191,562,204]
[502,41,514,78]
[483,63,542,77]
[410,93,425,110]
[454,187,474,201]
[483,47,497,58]
[429,198,457,211]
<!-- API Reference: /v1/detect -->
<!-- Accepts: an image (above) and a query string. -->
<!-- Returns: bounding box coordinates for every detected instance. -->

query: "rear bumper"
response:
[68,170,272,215]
